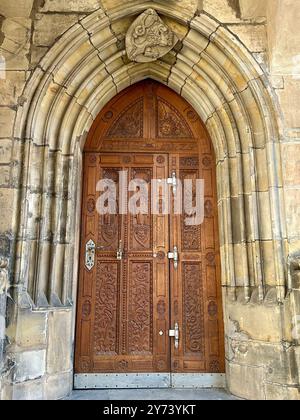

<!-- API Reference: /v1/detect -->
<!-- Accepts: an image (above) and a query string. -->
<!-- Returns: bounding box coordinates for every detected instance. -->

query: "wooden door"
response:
[75,153,170,373]
[169,154,224,374]
[75,80,225,377]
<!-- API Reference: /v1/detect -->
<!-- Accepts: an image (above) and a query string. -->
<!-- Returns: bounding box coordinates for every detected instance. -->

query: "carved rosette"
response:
[126,9,178,63]
[209,360,220,373]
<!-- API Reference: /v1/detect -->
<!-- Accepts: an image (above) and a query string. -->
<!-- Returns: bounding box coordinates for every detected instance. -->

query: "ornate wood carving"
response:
[202,155,212,168]
[208,301,218,317]
[157,300,166,319]
[156,359,167,371]
[206,252,216,265]
[100,139,198,153]
[106,99,143,138]
[82,300,91,319]
[79,358,91,372]
[94,262,119,355]
[126,9,178,63]
[180,169,201,251]
[130,168,152,251]
[118,360,129,370]
[87,198,95,213]
[157,99,193,138]
[205,200,213,218]
[123,155,132,164]
[182,227,201,251]
[99,218,119,251]
[121,260,127,356]
[157,251,165,260]
[209,360,220,373]
[183,262,205,355]
[98,168,120,251]
[128,262,152,354]
[156,155,165,164]
[133,224,151,248]
[89,154,96,164]
[180,157,199,168]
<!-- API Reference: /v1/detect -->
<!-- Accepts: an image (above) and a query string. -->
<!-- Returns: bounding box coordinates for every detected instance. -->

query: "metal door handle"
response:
[169,323,179,349]
[168,246,179,269]
[117,240,124,260]
[167,171,178,195]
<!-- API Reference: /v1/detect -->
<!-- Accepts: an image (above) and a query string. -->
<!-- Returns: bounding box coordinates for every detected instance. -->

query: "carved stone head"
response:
[126,9,178,63]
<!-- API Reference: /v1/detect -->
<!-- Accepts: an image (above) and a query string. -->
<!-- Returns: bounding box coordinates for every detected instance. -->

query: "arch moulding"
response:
[8,3,296,400]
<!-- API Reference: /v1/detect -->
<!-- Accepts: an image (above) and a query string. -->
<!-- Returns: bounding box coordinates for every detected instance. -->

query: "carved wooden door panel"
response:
[75,153,170,374]
[169,153,225,375]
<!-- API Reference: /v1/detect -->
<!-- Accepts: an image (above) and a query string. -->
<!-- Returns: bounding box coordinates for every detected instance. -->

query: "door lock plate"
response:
[85,239,96,271]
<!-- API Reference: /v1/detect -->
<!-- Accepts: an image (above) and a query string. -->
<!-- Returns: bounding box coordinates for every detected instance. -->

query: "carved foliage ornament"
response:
[126,9,178,63]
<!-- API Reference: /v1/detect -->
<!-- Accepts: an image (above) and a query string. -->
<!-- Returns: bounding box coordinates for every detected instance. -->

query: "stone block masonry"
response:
[0,0,299,400]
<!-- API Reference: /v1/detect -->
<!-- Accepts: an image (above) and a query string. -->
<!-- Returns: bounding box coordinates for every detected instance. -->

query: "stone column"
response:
[0,258,8,374]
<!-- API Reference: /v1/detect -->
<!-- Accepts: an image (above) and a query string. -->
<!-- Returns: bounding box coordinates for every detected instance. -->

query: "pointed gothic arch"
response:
[9,4,289,399]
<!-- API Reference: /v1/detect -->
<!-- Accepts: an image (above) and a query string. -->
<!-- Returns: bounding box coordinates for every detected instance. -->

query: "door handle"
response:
[168,246,179,269]
[85,239,96,271]
[117,240,124,260]
[169,323,179,349]
[167,171,178,195]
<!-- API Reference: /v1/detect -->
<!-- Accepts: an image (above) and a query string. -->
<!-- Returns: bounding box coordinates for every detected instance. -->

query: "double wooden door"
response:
[74,81,224,387]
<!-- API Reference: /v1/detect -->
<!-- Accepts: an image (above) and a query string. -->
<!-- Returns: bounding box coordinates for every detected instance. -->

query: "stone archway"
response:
[7,4,292,400]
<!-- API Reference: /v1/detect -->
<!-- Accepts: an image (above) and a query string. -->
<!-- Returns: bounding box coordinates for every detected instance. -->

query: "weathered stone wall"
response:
[266,0,300,400]
[267,1,300,255]
[0,0,299,400]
